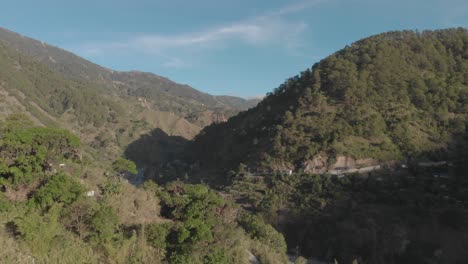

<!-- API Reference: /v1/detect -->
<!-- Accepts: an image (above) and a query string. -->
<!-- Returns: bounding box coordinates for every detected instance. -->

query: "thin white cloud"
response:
[69,0,327,73]
[75,0,323,57]
[79,19,308,56]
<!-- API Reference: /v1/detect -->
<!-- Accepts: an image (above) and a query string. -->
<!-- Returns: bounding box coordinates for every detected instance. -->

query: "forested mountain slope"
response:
[181,28,468,264]
[0,27,258,112]
[0,27,258,162]
[188,28,468,178]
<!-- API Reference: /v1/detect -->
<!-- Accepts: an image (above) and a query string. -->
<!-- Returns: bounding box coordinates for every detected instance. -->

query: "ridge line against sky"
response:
[0,0,467,97]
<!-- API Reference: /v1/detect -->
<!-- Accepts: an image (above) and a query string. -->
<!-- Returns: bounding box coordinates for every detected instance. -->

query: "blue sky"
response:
[1,0,467,97]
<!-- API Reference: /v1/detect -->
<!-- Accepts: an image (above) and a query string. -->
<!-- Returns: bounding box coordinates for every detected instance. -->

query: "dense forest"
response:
[223,145,468,263]
[188,28,468,181]
[182,28,468,263]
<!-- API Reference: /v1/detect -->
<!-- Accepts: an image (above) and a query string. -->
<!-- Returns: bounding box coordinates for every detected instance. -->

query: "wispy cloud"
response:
[117,18,306,53]
[73,0,324,65]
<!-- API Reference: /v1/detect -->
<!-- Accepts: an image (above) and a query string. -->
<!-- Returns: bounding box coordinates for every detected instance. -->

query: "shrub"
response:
[112,158,137,175]
[239,214,287,253]
[101,178,123,196]
[61,199,100,239]
[33,173,85,209]
[0,192,12,212]
[13,206,62,256]
[91,205,119,243]
[145,222,172,250]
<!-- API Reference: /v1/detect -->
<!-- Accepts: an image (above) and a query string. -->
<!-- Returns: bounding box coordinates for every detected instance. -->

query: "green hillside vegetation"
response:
[0,42,207,163]
[0,27,258,165]
[220,119,468,263]
[0,27,257,114]
[0,114,288,263]
[179,28,468,263]
[1,26,468,264]
[112,71,259,114]
[0,43,123,126]
[0,113,80,186]
[224,153,468,263]
[189,28,468,179]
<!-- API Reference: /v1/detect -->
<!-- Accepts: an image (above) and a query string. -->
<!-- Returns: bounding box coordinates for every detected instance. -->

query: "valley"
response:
[0,26,467,264]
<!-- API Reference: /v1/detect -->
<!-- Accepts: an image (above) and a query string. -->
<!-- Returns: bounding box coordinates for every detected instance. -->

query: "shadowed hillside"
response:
[125,128,188,169]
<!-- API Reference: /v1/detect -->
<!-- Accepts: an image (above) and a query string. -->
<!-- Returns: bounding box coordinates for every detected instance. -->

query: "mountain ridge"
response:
[187,28,468,181]
[0,26,259,162]
[0,27,259,110]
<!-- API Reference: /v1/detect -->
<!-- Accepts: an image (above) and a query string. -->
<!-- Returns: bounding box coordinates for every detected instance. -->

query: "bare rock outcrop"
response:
[302,156,328,174]
[330,156,380,169]
[302,155,381,174]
